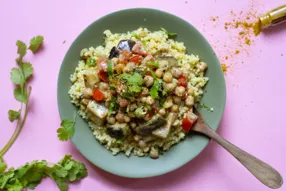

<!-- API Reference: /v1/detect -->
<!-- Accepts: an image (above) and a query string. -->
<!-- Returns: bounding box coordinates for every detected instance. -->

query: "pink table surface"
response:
[0,0,285,190]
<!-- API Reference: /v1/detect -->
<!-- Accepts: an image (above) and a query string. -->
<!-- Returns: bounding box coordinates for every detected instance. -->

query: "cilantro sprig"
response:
[121,72,144,95]
[0,155,88,191]
[161,28,177,38]
[1,37,44,168]
[57,113,77,141]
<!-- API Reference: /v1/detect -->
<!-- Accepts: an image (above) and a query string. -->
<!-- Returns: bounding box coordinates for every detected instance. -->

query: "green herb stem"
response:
[0,87,31,156]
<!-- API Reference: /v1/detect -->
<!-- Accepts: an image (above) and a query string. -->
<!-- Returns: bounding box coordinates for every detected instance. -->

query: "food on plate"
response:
[69,28,208,159]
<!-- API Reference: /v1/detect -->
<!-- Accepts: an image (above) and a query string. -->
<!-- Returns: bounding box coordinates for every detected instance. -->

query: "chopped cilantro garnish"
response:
[87,58,96,66]
[121,72,144,94]
[146,61,159,68]
[107,97,119,116]
[150,80,161,99]
[110,84,116,89]
[107,60,113,78]
[199,103,214,112]
[161,28,177,38]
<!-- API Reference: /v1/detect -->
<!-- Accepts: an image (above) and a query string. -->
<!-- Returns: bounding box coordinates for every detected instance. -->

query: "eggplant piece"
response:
[109,47,119,59]
[135,116,167,136]
[106,123,130,139]
[90,114,105,126]
[87,101,108,119]
[83,68,99,89]
[117,40,136,51]
[157,56,178,69]
[152,112,178,139]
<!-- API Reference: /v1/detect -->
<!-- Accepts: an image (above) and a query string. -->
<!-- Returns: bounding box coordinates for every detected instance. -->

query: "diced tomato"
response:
[119,99,129,107]
[98,70,109,82]
[182,113,198,132]
[146,71,152,76]
[93,88,105,101]
[178,75,187,88]
[129,55,142,64]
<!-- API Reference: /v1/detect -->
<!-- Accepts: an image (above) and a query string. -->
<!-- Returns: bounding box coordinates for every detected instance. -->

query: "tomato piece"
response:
[178,75,188,88]
[129,55,142,64]
[182,113,198,132]
[98,70,109,82]
[93,88,105,101]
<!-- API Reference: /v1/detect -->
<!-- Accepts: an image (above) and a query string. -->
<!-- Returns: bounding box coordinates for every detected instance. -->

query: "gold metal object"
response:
[260,5,286,29]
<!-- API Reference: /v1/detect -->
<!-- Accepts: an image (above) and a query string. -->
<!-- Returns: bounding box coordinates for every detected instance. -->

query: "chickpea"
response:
[139,140,147,148]
[185,96,194,106]
[134,135,141,141]
[129,104,137,111]
[131,122,137,128]
[141,87,149,96]
[158,108,166,116]
[163,82,176,92]
[81,99,90,106]
[107,116,116,124]
[171,105,179,113]
[146,96,155,105]
[175,86,186,97]
[111,57,119,64]
[82,88,93,98]
[124,116,131,123]
[173,96,181,104]
[150,148,159,159]
[115,113,125,123]
[155,68,163,78]
[115,63,125,74]
[99,82,109,91]
[163,72,173,83]
[141,97,147,103]
[197,62,208,72]
[123,62,134,73]
[144,75,154,87]
[163,97,173,109]
[188,87,195,96]
[127,112,136,118]
[171,68,182,78]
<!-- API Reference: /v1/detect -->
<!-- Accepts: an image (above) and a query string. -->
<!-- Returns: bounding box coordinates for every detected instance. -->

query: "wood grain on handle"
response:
[193,113,283,189]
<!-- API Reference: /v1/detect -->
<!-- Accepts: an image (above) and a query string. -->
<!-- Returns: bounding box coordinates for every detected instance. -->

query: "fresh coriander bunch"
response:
[0,36,44,173]
[0,155,88,191]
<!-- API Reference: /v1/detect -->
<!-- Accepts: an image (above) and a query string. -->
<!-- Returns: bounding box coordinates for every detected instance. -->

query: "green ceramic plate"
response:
[57,8,226,178]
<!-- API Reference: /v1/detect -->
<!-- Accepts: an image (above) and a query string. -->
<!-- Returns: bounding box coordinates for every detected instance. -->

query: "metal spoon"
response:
[192,110,283,189]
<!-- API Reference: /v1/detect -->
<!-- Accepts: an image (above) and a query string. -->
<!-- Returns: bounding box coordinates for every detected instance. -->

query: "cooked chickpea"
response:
[81,99,90,106]
[163,82,176,92]
[197,62,208,72]
[171,105,179,113]
[158,108,166,116]
[171,68,182,78]
[99,82,109,91]
[141,87,149,96]
[150,148,159,159]
[129,104,137,112]
[188,87,195,96]
[163,97,173,109]
[123,62,134,73]
[155,69,163,78]
[134,134,141,141]
[144,75,154,87]
[115,63,125,73]
[115,113,125,123]
[107,116,116,124]
[124,116,131,123]
[82,88,93,98]
[146,96,155,105]
[131,122,137,128]
[139,140,147,148]
[175,86,186,97]
[173,96,181,104]
[127,112,136,118]
[141,97,147,103]
[185,96,194,106]
[111,57,118,64]
[163,72,173,83]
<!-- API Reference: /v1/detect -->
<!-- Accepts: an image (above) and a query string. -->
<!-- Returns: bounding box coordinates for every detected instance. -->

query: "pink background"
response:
[0,0,285,190]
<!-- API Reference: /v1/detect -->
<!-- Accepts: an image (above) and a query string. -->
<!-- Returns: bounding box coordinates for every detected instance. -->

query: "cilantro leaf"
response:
[161,28,177,38]
[20,62,33,80]
[8,110,20,122]
[0,157,7,173]
[57,119,76,141]
[121,73,144,94]
[10,68,24,86]
[107,61,113,78]
[14,87,28,103]
[16,40,27,64]
[87,58,96,66]
[110,84,116,89]
[28,36,44,53]
[128,84,142,93]
[146,61,159,68]
[150,80,161,99]
[107,96,119,117]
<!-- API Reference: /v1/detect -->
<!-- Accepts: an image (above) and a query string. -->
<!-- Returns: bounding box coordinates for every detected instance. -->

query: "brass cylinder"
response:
[259,5,286,29]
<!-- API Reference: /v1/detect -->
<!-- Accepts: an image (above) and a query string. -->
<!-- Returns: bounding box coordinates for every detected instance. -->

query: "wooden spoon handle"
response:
[198,126,283,189]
